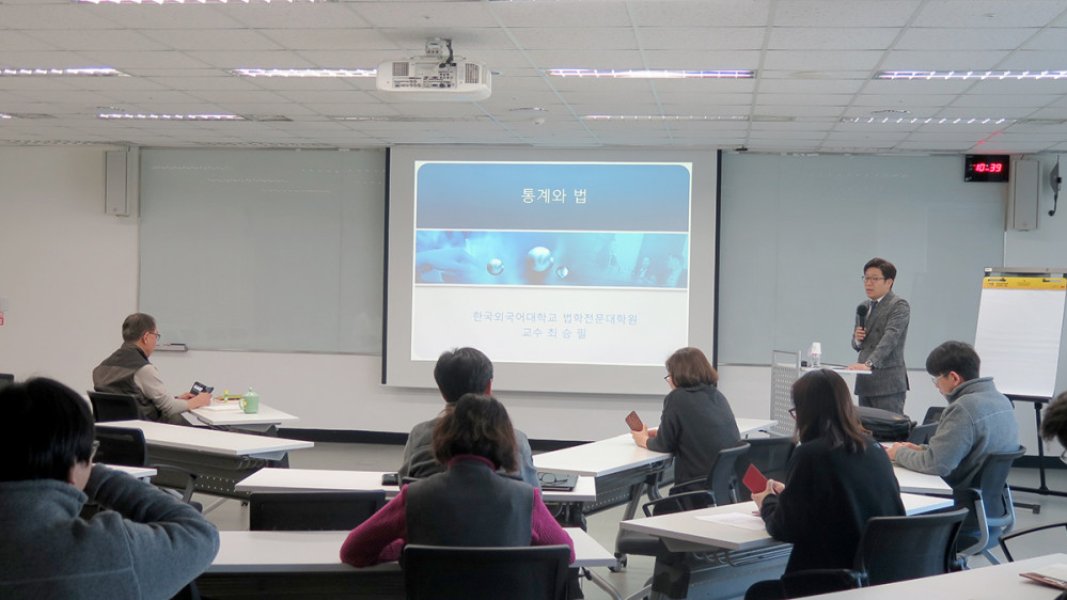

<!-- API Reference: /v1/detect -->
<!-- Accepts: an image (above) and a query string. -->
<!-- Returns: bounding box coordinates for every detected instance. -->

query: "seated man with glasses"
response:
[1041,390,1067,456]
[0,378,219,598]
[888,341,1019,541]
[93,312,210,424]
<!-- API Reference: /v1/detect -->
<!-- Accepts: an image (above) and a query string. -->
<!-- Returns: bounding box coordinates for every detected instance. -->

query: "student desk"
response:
[234,467,598,504]
[199,527,619,599]
[805,552,1067,599]
[190,402,298,431]
[533,418,777,525]
[104,420,313,499]
[104,464,157,480]
[618,493,953,600]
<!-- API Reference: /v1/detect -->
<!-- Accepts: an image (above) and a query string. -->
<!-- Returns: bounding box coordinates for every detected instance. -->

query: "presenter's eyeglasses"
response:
[147,331,161,341]
[861,276,885,283]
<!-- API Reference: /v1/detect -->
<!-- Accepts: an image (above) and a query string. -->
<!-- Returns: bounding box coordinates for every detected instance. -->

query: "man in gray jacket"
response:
[888,341,1019,544]
[848,257,910,414]
[397,347,539,487]
[0,378,219,600]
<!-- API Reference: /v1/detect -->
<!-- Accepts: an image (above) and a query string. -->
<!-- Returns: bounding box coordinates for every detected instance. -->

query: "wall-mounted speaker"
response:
[105,147,139,217]
[1007,157,1039,231]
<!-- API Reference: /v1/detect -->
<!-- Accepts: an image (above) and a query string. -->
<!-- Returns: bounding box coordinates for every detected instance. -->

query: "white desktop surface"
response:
[805,553,1067,600]
[234,468,598,503]
[532,418,776,478]
[104,464,157,479]
[104,420,313,457]
[619,493,953,553]
[191,402,298,427]
[208,527,616,572]
[893,465,952,494]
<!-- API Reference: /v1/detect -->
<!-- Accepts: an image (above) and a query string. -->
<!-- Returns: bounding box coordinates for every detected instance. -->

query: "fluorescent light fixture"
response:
[76,0,327,4]
[841,116,1012,125]
[98,112,245,121]
[0,67,124,77]
[233,68,376,78]
[0,113,12,120]
[582,114,749,121]
[548,68,754,79]
[876,70,1067,81]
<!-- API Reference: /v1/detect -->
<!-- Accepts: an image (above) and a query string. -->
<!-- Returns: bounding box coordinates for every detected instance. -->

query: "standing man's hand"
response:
[854,326,866,343]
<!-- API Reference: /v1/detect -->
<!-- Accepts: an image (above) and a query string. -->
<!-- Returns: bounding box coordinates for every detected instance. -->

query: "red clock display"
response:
[965,155,1010,182]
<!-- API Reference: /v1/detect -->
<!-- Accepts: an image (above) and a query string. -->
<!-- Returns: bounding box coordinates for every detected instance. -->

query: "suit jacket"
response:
[851,290,910,396]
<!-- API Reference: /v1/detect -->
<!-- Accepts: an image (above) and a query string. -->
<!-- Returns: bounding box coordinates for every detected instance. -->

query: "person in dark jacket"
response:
[0,378,219,600]
[746,369,905,600]
[341,394,572,567]
[630,347,741,487]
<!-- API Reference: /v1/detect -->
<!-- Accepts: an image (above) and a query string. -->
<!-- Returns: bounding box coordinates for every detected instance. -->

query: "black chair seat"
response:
[615,527,666,556]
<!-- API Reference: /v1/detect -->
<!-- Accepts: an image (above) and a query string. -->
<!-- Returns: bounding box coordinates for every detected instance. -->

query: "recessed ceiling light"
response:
[0,67,125,77]
[0,113,12,120]
[841,116,1013,125]
[98,112,245,121]
[876,70,1067,80]
[232,68,377,78]
[75,0,328,4]
[582,114,749,121]
[548,68,754,79]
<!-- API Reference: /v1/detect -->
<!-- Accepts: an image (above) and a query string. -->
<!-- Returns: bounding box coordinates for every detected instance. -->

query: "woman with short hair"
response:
[340,393,574,566]
[631,347,742,488]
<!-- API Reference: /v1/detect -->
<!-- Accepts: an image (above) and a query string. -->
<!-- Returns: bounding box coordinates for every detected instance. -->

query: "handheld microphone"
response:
[856,304,869,328]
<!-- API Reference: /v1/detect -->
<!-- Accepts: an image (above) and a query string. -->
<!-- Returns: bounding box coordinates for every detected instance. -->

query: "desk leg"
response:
[614,476,657,572]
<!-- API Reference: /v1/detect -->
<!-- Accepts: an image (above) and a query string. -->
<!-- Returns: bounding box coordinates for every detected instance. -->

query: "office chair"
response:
[402,544,571,600]
[998,522,1067,562]
[94,425,199,504]
[248,491,386,531]
[922,406,945,425]
[906,422,938,445]
[735,437,795,501]
[88,391,141,422]
[776,508,969,598]
[673,442,752,504]
[955,446,1026,565]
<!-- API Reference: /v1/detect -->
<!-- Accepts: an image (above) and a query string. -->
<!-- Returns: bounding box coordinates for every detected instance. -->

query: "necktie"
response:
[868,300,878,322]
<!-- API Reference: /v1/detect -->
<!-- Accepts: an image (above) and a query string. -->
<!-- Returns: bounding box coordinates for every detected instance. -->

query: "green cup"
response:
[240,388,260,414]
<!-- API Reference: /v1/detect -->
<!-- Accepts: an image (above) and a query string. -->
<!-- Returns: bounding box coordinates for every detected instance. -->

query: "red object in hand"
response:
[742,463,768,494]
[625,411,643,431]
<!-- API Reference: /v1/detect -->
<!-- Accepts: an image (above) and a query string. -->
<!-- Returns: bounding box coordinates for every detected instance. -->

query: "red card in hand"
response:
[625,410,643,431]
[742,463,768,494]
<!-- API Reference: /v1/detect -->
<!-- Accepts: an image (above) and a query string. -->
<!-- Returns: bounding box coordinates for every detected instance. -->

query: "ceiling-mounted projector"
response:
[376,38,491,101]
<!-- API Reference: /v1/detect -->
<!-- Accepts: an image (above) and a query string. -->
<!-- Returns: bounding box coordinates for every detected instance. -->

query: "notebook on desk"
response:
[537,471,578,492]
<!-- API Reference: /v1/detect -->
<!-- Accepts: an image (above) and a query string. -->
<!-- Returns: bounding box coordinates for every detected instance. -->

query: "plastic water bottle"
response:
[809,342,822,368]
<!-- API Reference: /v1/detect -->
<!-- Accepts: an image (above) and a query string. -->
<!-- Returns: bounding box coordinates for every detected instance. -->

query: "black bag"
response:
[856,406,914,442]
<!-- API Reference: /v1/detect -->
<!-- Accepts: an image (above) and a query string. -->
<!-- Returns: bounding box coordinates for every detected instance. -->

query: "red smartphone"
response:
[742,463,768,494]
[625,410,644,431]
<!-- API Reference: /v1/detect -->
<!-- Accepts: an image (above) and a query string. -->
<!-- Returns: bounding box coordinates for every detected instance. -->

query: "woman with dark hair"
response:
[745,369,904,600]
[340,394,574,566]
[631,347,741,487]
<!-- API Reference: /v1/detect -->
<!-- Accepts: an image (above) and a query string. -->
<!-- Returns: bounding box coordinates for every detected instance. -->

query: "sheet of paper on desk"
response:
[200,404,242,412]
[696,513,767,531]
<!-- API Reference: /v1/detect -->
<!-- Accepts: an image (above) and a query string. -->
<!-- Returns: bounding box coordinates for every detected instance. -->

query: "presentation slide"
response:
[385,147,719,396]
[412,161,691,366]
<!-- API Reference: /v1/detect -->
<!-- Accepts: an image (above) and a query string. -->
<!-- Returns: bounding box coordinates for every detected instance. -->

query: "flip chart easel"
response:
[975,267,1067,500]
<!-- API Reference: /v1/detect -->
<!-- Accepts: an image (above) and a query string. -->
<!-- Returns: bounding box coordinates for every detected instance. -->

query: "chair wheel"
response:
[609,554,627,572]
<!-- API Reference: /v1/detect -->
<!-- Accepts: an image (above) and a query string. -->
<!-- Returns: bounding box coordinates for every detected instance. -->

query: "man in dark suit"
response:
[848,257,910,414]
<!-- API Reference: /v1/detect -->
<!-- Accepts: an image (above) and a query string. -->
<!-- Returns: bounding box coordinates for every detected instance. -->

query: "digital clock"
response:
[965,155,1010,182]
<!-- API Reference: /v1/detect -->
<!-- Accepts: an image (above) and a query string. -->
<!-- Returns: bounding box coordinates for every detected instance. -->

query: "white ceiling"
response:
[2,0,1067,154]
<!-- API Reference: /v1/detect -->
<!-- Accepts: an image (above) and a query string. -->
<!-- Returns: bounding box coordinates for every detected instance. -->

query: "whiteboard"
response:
[974,271,1067,397]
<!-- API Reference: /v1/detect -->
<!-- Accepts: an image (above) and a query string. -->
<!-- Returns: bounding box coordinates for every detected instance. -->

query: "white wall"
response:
[1,146,1064,448]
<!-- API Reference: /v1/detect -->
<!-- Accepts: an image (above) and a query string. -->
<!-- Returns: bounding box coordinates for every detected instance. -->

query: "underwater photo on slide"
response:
[415,230,690,288]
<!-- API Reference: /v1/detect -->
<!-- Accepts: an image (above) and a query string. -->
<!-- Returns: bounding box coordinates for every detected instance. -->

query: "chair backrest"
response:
[922,406,945,425]
[705,442,751,504]
[248,491,386,531]
[643,490,716,517]
[402,544,570,600]
[94,425,149,467]
[907,422,938,445]
[856,507,969,585]
[973,446,1025,525]
[87,391,141,422]
[734,437,794,501]
[0,373,13,391]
